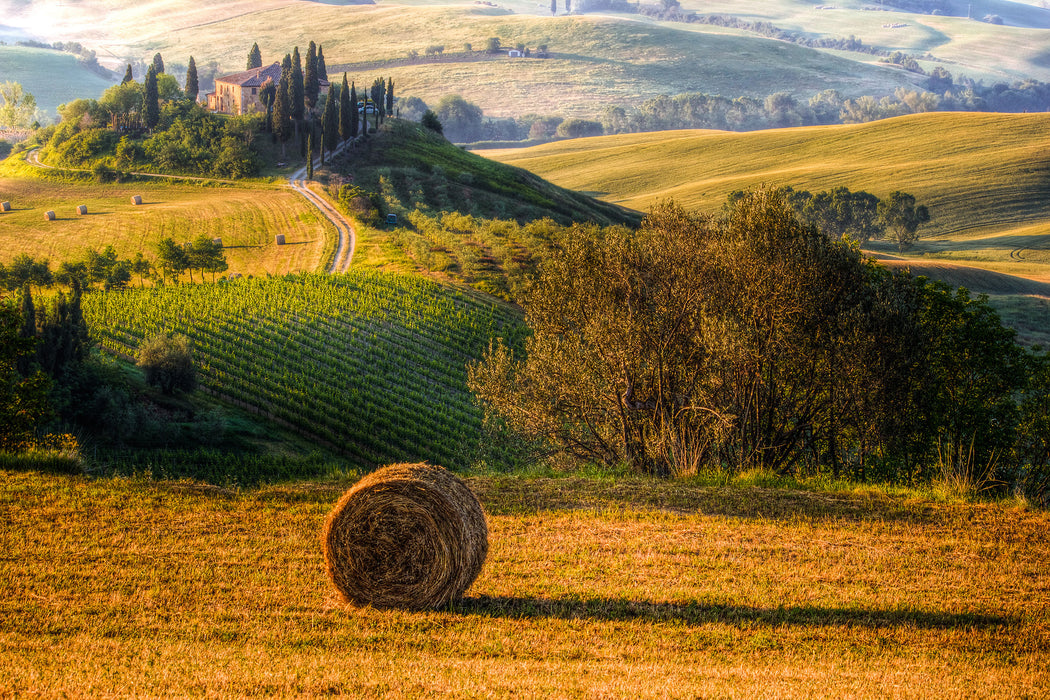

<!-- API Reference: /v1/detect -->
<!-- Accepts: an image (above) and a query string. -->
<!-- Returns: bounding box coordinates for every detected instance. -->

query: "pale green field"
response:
[2,469,1048,697]
[0,45,116,117]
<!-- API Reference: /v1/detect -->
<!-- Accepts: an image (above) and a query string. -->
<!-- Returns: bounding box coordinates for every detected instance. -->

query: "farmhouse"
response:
[207,63,331,116]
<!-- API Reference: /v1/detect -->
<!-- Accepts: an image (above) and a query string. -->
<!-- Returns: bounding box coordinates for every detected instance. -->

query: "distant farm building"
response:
[507,49,523,57]
[207,63,331,116]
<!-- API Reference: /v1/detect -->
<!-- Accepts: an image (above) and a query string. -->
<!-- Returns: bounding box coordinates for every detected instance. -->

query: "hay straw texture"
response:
[322,463,488,610]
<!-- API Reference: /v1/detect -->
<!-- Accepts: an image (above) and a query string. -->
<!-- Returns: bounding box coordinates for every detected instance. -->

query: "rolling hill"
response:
[0,45,116,117]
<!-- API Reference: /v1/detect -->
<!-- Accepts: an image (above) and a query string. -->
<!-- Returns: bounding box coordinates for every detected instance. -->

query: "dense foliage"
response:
[469,191,1049,502]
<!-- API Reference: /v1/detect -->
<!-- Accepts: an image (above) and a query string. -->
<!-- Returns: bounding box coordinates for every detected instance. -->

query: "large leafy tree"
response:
[878,190,930,252]
[0,81,39,129]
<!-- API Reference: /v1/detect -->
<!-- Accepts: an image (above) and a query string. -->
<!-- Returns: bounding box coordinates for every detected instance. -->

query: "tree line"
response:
[468,189,1049,505]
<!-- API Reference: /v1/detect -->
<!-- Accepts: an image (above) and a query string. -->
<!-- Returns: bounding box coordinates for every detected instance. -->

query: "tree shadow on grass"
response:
[453,594,1016,630]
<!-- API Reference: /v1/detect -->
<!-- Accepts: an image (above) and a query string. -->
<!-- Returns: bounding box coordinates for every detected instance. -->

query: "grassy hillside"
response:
[3,469,1048,696]
[0,160,330,276]
[320,119,638,296]
[82,271,525,471]
[0,45,116,117]
[479,112,1050,264]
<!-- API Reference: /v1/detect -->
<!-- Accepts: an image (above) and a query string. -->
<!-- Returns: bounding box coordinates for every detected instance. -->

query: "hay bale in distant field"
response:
[1,201,10,212]
[322,463,488,609]
[213,237,222,247]
[131,195,143,205]
[275,233,286,245]
[44,210,55,221]
[76,205,87,215]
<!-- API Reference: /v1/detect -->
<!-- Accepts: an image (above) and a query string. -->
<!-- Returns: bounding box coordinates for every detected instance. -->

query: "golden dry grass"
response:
[0,174,331,276]
[2,470,1048,697]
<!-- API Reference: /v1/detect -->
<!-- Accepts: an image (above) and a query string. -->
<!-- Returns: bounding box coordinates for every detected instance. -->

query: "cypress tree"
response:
[247,42,262,70]
[322,88,338,158]
[317,45,328,80]
[338,73,352,143]
[306,132,314,179]
[272,59,292,154]
[152,52,164,75]
[370,77,384,128]
[349,81,359,138]
[143,65,160,129]
[185,56,199,103]
[122,64,134,84]
[304,41,319,112]
[291,46,305,122]
[386,77,394,116]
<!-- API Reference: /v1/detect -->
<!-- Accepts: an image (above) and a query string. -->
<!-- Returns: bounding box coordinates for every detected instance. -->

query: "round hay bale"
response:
[1,201,10,212]
[322,463,488,609]
[131,195,143,205]
[275,233,286,245]
[76,204,87,215]
[44,210,55,221]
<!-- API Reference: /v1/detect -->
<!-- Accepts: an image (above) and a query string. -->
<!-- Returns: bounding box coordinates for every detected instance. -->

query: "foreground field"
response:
[2,470,1047,697]
[0,172,330,276]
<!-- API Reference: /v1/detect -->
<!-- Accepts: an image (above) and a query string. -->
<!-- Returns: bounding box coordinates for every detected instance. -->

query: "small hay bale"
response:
[76,204,87,215]
[131,195,143,205]
[1,201,10,212]
[275,233,286,245]
[44,210,55,221]
[322,463,488,610]
[212,237,222,247]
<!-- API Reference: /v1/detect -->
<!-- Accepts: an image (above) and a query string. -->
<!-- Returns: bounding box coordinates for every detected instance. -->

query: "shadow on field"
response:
[454,594,1016,629]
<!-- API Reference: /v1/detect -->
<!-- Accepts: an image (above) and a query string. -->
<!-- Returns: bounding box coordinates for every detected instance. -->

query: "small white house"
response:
[507,49,522,57]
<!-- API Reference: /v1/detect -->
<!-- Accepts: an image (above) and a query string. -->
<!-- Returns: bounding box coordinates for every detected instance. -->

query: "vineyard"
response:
[81,272,525,471]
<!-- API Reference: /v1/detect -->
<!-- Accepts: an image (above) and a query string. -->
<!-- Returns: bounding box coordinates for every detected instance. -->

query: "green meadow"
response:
[0,45,116,116]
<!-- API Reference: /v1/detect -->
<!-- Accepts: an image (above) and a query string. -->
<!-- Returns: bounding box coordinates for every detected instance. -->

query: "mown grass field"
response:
[2,469,1047,697]
[0,161,330,276]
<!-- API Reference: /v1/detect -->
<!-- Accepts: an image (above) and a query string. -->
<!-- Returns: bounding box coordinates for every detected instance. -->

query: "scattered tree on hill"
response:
[137,332,196,395]
[185,56,199,103]
[187,235,228,282]
[421,109,443,134]
[339,74,353,143]
[878,191,930,252]
[247,43,263,70]
[143,65,160,130]
[435,94,483,142]
[121,64,134,84]
[152,53,164,76]
[0,82,39,129]
[317,45,328,81]
[779,186,882,243]
[156,238,190,284]
[304,41,319,112]
[486,37,501,53]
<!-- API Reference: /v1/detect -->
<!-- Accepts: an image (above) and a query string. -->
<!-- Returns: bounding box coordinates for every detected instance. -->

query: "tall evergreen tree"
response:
[322,88,339,159]
[349,81,359,138]
[143,65,160,130]
[259,78,276,132]
[386,77,394,115]
[122,64,134,84]
[152,52,164,75]
[306,132,314,179]
[304,41,319,112]
[247,42,263,70]
[291,46,305,122]
[338,73,352,143]
[370,77,385,127]
[317,45,328,80]
[272,59,293,154]
[185,56,199,103]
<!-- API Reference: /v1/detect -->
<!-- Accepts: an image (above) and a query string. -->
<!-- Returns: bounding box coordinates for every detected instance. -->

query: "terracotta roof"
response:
[215,62,282,88]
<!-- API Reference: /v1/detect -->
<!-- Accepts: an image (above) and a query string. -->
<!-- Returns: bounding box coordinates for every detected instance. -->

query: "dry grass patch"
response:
[2,471,1048,697]
[0,175,330,276]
